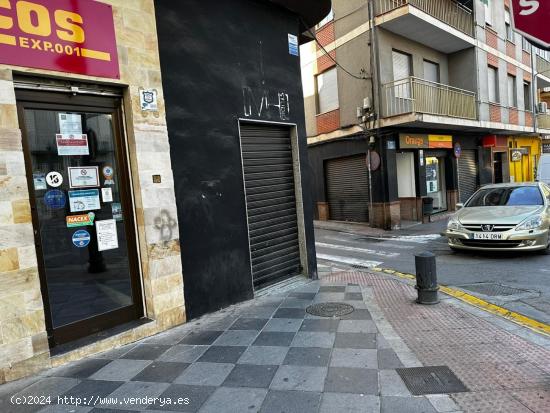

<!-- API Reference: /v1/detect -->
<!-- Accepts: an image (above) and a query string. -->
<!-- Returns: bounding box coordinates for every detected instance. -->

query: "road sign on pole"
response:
[511,1,550,49]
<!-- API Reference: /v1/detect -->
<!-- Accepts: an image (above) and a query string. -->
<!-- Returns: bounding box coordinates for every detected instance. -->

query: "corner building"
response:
[0,0,328,382]
[303,0,547,229]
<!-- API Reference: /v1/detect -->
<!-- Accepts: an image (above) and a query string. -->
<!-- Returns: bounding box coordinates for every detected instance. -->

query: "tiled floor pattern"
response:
[324,271,550,413]
[0,278,464,413]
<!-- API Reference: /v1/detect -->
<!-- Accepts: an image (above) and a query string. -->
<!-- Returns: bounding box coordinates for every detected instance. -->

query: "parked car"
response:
[536,154,550,186]
[446,183,550,252]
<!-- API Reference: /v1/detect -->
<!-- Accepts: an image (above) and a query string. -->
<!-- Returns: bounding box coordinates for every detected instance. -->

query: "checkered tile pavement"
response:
[0,279,464,413]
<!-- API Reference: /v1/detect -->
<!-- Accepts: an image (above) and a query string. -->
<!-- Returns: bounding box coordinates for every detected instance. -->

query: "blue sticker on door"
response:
[44,190,66,209]
[72,230,91,248]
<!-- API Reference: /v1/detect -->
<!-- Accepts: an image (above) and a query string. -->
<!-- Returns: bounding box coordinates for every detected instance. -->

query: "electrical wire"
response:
[299,16,368,81]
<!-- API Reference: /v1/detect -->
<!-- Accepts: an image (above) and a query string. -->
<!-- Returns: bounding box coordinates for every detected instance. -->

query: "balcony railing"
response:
[375,0,474,37]
[536,56,550,77]
[382,77,477,120]
[538,113,550,129]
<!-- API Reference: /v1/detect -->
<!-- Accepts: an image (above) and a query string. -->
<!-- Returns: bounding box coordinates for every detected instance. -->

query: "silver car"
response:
[446,183,550,252]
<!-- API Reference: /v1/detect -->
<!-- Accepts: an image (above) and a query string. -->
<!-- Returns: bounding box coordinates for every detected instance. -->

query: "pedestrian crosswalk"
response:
[316,230,443,272]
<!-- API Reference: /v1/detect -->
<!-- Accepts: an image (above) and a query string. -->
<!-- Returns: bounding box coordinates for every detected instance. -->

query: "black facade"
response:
[155,0,328,319]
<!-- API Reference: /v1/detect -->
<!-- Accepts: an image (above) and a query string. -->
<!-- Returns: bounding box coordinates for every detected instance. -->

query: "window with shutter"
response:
[485,0,493,26]
[423,60,440,83]
[507,75,517,108]
[505,10,513,41]
[524,82,532,111]
[392,50,412,81]
[488,66,499,103]
[317,68,339,114]
[392,50,412,99]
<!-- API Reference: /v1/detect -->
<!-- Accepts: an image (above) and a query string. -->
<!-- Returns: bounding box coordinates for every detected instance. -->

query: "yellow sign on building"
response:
[508,136,541,182]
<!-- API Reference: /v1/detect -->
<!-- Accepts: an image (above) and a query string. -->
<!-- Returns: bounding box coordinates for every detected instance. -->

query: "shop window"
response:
[316,67,339,114]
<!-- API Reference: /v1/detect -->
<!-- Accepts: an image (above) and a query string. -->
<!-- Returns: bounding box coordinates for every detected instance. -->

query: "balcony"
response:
[536,56,550,88]
[382,77,477,120]
[374,0,474,53]
[538,113,550,131]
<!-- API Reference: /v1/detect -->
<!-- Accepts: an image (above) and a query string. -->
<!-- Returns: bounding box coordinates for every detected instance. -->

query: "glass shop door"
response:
[16,90,143,346]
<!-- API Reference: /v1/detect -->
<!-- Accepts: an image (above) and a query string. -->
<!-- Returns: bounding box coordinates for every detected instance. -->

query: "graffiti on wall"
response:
[243,87,290,121]
[154,210,177,242]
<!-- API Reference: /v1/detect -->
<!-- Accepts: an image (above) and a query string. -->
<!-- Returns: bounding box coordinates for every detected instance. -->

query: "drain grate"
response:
[459,283,527,297]
[396,366,469,395]
[306,302,354,318]
[351,264,374,271]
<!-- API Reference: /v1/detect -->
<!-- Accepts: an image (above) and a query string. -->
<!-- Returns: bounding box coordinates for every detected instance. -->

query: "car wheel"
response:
[538,244,550,255]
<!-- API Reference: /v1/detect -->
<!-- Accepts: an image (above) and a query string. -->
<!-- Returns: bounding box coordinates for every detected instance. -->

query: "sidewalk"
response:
[1,269,549,413]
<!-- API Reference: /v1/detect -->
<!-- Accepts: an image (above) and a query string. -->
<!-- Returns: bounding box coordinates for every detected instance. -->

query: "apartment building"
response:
[302,0,547,229]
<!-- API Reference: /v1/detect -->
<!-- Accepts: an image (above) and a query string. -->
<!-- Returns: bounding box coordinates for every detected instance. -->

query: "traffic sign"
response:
[511,1,550,49]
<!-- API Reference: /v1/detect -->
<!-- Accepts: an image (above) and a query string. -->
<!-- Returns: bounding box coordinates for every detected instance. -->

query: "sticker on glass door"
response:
[69,167,99,188]
[68,189,101,212]
[72,230,91,248]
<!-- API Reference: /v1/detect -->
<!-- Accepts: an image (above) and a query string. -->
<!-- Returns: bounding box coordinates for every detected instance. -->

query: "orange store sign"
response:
[399,134,453,149]
[0,0,119,78]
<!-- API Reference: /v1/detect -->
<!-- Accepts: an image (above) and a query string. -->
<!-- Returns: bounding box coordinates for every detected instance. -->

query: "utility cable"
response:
[300,16,368,80]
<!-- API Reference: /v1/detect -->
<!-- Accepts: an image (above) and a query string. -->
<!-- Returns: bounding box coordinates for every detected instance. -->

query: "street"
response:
[315,221,550,326]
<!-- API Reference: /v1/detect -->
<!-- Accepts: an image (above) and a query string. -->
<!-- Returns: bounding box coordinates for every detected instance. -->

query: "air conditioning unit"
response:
[537,102,548,113]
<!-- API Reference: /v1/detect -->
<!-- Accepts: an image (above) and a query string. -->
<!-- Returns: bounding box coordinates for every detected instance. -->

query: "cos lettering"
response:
[519,0,540,16]
[0,0,119,78]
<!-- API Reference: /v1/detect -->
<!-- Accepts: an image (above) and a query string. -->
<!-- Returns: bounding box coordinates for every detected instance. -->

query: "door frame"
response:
[237,119,308,292]
[15,89,144,347]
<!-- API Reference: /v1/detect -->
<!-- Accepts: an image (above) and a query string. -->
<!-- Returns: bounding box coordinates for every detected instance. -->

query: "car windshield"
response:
[466,187,544,207]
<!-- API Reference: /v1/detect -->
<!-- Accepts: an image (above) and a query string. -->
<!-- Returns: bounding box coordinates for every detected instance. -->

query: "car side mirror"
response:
[456,203,464,209]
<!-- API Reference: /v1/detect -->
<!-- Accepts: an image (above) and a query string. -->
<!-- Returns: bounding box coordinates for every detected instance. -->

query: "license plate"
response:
[473,233,503,240]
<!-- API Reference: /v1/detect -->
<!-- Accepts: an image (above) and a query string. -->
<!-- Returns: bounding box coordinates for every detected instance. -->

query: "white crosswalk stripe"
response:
[315,242,400,258]
[316,253,383,269]
[323,235,415,250]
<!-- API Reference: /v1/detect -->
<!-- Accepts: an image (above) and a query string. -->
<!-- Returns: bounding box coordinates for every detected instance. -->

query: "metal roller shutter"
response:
[240,123,302,289]
[458,149,478,203]
[326,155,370,222]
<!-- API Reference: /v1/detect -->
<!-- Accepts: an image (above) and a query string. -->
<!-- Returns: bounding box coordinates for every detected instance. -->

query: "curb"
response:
[371,267,550,337]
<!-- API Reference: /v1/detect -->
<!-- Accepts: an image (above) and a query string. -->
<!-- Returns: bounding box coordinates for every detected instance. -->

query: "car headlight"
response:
[516,215,544,231]
[447,217,463,231]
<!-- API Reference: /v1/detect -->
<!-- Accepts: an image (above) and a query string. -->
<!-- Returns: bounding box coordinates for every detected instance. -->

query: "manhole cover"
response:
[396,366,469,395]
[459,283,527,297]
[306,302,354,317]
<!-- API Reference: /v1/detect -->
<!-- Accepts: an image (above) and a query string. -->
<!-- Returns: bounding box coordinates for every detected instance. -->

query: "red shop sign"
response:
[0,0,119,78]
[511,1,550,49]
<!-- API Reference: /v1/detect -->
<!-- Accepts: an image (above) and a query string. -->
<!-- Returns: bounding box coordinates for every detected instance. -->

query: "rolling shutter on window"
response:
[392,51,411,82]
[318,68,339,114]
[488,67,498,103]
[423,61,439,83]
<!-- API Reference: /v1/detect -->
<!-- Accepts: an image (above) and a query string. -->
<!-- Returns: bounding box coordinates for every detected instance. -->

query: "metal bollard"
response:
[415,252,440,305]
